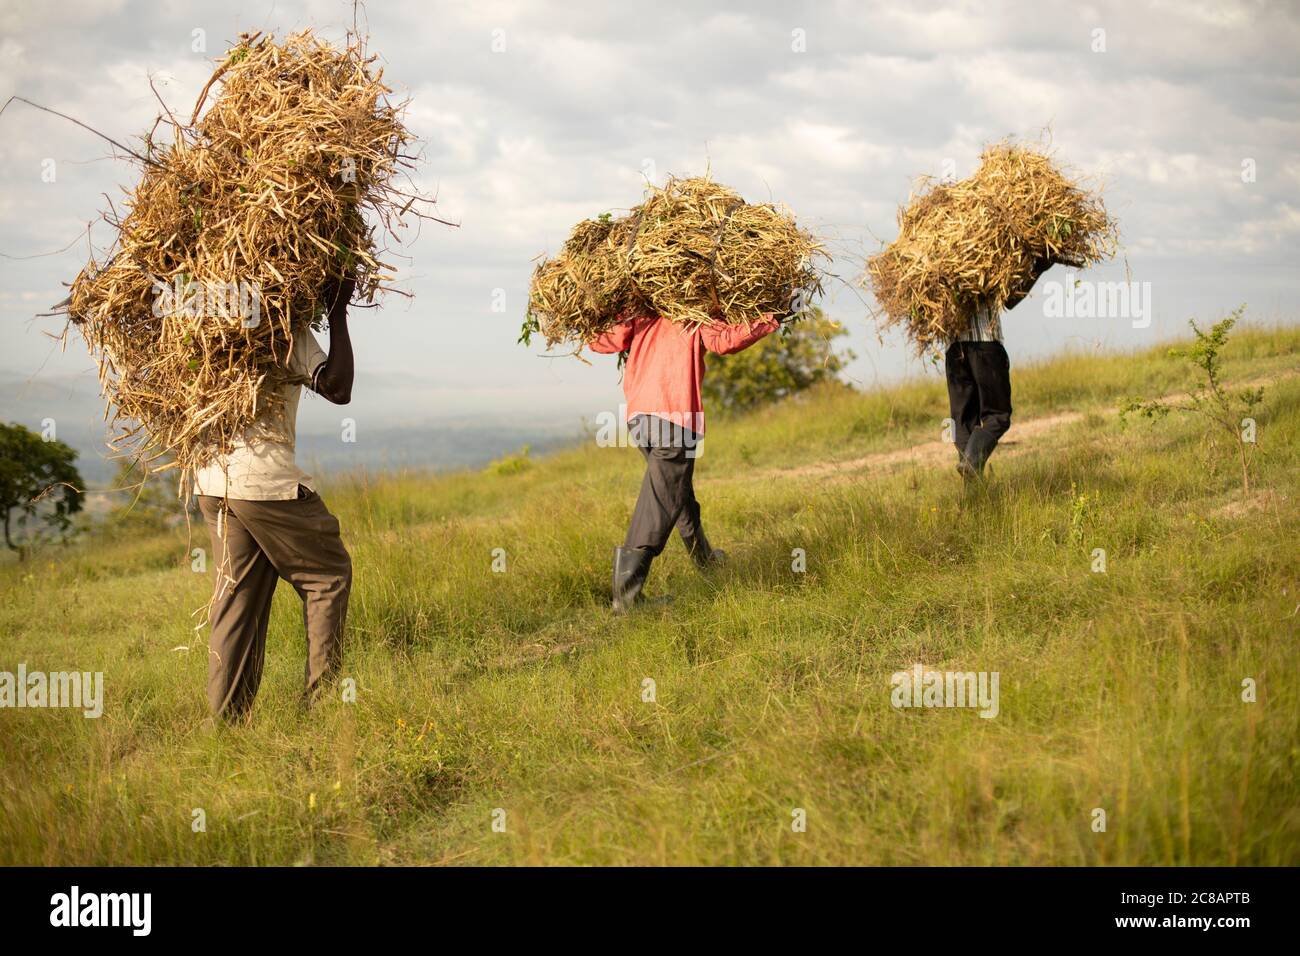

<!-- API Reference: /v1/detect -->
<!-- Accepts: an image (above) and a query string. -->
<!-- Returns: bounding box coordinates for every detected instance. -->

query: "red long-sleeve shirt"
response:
[588,312,779,435]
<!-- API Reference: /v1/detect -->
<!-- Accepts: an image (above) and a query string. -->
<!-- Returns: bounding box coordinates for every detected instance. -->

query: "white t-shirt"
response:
[192,331,328,500]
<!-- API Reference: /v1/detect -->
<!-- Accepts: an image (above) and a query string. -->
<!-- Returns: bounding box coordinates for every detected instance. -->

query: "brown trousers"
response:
[197,488,352,720]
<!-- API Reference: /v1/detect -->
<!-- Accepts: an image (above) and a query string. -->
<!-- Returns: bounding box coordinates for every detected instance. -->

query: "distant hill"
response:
[0,371,584,485]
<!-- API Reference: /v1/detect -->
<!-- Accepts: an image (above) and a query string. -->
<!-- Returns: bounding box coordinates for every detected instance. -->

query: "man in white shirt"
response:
[194,276,355,720]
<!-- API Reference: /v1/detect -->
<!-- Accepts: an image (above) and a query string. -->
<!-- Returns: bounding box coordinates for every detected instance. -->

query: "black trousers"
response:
[945,341,1013,470]
[624,415,707,557]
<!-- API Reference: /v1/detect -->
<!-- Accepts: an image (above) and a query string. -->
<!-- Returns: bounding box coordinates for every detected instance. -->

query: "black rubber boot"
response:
[956,450,979,483]
[681,529,726,570]
[612,546,654,614]
[964,431,999,477]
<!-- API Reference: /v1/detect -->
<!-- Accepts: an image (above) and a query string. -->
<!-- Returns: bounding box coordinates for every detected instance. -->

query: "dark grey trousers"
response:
[945,340,1013,469]
[624,416,706,557]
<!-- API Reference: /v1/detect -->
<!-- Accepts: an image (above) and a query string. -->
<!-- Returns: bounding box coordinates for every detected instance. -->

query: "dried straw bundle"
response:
[527,216,636,346]
[527,176,824,348]
[65,29,431,490]
[865,142,1118,352]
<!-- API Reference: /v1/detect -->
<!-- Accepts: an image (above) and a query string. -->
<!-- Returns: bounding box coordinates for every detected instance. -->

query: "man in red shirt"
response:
[588,310,780,612]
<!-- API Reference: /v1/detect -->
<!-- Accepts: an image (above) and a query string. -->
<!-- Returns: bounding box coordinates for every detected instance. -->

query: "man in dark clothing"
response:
[945,256,1079,479]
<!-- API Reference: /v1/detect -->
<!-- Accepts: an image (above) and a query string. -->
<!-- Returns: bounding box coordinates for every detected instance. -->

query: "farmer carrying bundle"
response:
[61,29,435,721]
[528,176,823,612]
[65,29,426,492]
[525,175,824,348]
[865,141,1118,479]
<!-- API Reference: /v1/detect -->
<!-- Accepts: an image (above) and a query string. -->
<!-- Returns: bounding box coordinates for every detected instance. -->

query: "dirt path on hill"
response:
[752,371,1293,484]
[767,409,1088,482]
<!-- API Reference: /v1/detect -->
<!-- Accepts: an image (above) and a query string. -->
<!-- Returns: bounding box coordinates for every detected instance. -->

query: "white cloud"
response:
[1,0,1297,433]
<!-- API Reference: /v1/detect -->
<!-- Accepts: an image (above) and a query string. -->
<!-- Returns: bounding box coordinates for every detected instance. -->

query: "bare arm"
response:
[1005,257,1078,311]
[313,277,355,405]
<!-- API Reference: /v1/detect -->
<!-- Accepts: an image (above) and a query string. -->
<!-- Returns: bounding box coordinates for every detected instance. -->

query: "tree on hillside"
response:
[110,448,190,529]
[0,422,84,557]
[703,307,855,413]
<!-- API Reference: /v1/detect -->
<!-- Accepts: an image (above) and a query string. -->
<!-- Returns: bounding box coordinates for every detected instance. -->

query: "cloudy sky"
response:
[2,0,1298,456]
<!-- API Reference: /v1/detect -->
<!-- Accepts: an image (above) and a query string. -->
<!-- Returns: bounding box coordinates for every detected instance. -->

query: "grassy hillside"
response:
[2,326,1298,865]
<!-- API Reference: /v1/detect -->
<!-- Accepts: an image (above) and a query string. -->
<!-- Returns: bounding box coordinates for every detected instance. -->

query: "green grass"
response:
[2,326,1298,865]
